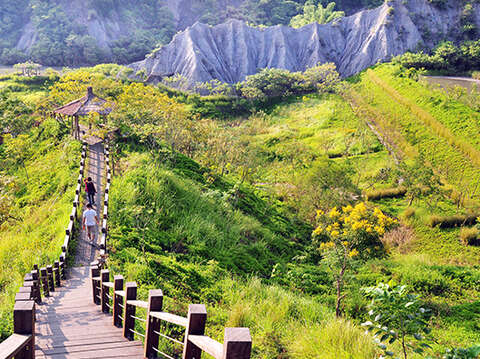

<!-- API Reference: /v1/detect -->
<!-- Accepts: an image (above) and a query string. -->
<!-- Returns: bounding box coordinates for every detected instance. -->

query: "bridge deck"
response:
[35,267,143,358]
[35,139,143,358]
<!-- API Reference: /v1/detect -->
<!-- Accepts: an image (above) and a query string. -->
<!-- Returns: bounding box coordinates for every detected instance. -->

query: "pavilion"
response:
[53,87,111,139]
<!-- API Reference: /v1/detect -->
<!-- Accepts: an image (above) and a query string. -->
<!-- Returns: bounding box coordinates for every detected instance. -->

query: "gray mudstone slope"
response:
[129,0,480,86]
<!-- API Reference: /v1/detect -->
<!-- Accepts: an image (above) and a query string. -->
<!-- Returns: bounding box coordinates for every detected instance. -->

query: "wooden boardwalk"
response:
[35,140,144,358]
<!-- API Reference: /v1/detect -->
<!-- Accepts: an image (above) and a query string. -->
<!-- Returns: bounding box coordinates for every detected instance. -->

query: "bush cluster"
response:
[365,186,406,201]
[459,226,480,246]
[396,40,480,74]
[428,213,479,228]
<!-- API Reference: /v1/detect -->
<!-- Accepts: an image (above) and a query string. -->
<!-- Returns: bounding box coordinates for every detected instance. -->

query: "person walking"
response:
[82,203,99,242]
[84,177,97,206]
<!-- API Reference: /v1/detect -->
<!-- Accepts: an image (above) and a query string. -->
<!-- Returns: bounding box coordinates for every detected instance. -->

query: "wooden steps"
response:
[35,266,143,358]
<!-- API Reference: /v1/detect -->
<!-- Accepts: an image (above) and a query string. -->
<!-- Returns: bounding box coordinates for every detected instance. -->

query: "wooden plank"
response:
[115,290,126,297]
[188,335,223,359]
[126,300,148,309]
[0,334,31,358]
[37,340,143,356]
[150,311,188,327]
[103,282,113,288]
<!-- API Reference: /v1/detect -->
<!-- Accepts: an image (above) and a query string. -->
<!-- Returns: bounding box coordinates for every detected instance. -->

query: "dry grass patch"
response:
[381,225,416,253]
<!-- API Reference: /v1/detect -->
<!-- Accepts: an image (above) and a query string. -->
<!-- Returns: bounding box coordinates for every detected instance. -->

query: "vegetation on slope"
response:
[2,62,480,357]
[397,40,480,75]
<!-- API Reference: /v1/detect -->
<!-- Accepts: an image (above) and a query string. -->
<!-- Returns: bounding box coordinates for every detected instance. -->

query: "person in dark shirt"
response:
[84,177,97,206]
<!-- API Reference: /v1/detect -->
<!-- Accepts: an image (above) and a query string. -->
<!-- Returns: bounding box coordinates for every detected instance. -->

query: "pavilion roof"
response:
[54,87,112,116]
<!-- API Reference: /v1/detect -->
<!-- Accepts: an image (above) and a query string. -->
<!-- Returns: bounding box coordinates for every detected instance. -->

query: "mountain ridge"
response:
[129,0,480,86]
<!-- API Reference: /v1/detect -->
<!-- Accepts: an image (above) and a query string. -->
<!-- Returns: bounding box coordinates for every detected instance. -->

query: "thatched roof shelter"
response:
[54,87,111,117]
[53,87,112,139]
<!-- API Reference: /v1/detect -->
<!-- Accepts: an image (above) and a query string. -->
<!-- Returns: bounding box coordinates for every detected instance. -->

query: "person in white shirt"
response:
[82,203,99,242]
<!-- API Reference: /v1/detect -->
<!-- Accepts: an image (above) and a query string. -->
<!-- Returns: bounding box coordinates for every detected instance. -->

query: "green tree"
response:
[362,282,433,359]
[314,203,396,317]
[109,83,190,164]
[290,1,344,28]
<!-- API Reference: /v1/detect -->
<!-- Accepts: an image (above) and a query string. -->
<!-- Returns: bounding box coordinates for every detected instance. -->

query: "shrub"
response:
[443,345,480,359]
[460,227,480,246]
[428,214,479,228]
[365,186,406,201]
[362,282,433,359]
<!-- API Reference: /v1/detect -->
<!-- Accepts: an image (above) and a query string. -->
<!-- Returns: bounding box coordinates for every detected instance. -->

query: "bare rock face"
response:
[130,0,478,85]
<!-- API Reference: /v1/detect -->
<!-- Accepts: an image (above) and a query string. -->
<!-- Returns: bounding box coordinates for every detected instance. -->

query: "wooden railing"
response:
[90,265,252,359]
[90,144,251,358]
[0,142,87,359]
[100,143,110,256]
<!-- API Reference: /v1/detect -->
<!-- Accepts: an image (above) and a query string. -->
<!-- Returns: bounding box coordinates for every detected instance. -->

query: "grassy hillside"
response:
[106,146,377,358]
[0,74,81,338]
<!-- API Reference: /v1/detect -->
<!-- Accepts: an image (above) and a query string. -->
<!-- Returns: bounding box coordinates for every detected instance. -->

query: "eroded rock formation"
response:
[130,0,480,85]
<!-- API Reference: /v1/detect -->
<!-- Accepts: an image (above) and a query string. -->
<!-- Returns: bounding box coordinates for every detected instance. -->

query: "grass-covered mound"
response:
[106,146,378,358]
[0,118,80,338]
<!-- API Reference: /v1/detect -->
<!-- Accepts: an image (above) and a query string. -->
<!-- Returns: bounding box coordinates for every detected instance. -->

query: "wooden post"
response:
[90,266,100,305]
[183,304,207,359]
[59,254,66,280]
[40,268,49,297]
[123,282,137,340]
[30,270,42,303]
[222,328,252,359]
[13,300,35,359]
[46,265,54,292]
[100,269,110,313]
[144,289,163,358]
[53,261,61,287]
[62,245,67,263]
[31,268,41,303]
[113,275,124,328]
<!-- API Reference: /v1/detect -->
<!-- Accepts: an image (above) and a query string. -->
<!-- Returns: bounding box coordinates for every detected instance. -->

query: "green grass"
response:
[0,122,80,338]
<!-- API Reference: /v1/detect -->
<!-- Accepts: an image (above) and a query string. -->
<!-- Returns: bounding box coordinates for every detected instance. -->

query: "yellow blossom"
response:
[329,207,340,218]
[331,230,340,237]
[348,248,359,258]
[374,226,385,235]
[351,221,363,230]
[342,205,353,213]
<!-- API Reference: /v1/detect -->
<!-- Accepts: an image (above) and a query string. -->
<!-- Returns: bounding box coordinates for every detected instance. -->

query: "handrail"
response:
[0,140,87,355]
[99,142,110,256]
[0,334,32,359]
[188,335,223,359]
[92,265,252,359]
[150,311,188,327]
[127,300,148,309]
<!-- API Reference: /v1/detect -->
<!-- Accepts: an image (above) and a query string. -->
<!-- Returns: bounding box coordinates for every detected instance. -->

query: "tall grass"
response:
[217,278,377,359]
[0,134,80,338]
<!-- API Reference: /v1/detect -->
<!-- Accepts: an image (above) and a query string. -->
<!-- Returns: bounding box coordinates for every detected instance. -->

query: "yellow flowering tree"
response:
[313,202,397,317]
